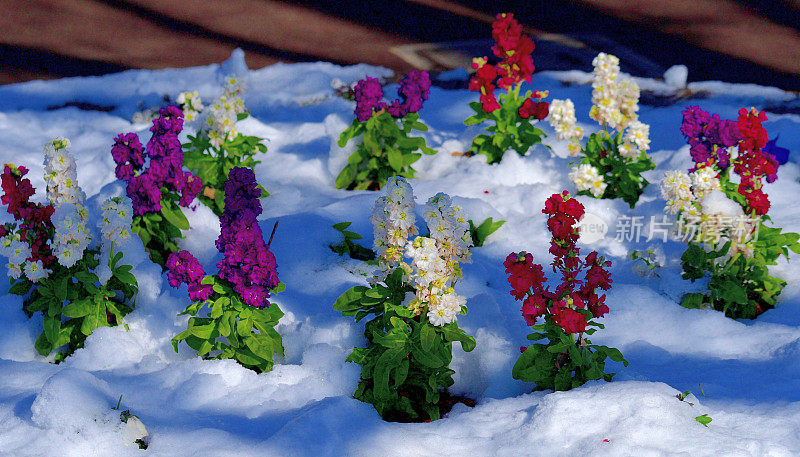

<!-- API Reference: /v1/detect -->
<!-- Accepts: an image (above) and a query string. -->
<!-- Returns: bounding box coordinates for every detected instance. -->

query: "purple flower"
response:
[681,105,741,171]
[146,133,182,160]
[150,106,184,136]
[166,250,213,301]
[354,77,386,122]
[178,171,203,207]
[215,167,279,309]
[127,174,162,216]
[111,133,145,182]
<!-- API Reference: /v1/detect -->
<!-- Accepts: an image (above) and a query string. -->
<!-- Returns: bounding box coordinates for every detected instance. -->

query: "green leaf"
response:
[80,304,108,336]
[695,414,712,427]
[335,164,356,190]
[160,204,190,230]
[8,280,32,296]
[420,323,435,352]
[34,332,53,356]
[62,298,93,318]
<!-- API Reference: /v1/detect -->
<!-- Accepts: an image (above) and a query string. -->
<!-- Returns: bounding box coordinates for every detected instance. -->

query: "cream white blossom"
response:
[177,91,204,122]
[203,77,247,148]
[569,163,607,197]
[23,259,49,283]
[624,120,650,152]
[43,137,85,206]
[369,177,472,326]
[547,99,584,142]
[50,203,91,268]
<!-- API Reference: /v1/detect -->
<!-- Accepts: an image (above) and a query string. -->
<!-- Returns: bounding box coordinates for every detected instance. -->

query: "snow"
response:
[1,50,800,456]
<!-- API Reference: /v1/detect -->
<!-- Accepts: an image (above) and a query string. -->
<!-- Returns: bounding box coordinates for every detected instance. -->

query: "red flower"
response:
[522,293,547,325]
[585,264,612,290]
[519,98,549,120]
[552,306,587,334]
[504,252,545,300]
[746,187,771,215]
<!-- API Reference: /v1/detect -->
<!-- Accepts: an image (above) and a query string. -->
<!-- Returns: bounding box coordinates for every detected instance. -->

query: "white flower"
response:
[660,171,693,202]
[200,78,248,147]
[24,259,49,283]
[690,166,721,199]
[177,91,204,122]
[50,203,91,268]
[589,53,640,130]
[569,163,606,197]
[427,292,464,326]
[547,99,584,141]
[43,137,85,206]
[618,142,638,159]
[7,261,22,280]
[624,120,650,152]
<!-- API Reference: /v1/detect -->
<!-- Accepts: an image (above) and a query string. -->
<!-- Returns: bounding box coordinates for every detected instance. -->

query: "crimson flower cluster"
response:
[735,108,777,215]
[353,70,431,122]
[166,250,212,301]
[0,165,55,266]
[215,167,279,308]
[505,192,611,336]
[680,105,741,171]
[111,106,203,216]
[468,13,547,115]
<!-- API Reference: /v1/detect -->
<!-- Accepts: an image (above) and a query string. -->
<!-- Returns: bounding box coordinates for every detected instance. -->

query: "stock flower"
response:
[518,97,549,120]
[680,106,741,171]
[0,164,55,267]
[491,13,535,87]
[388,69,431,117]
[49,203,91,268]
[569,163,607,197]
[504,252,544,300]
[43,138,85,206]
[111,133,146,182]
[203,78,247,147]
[215,167,279,308]
[624,120,650,152]
[427,292,464,326]
[551,306,586,334]
[167,250,213,301]
[127,174,162,216]
[177,91,204,122]
[547,99,584,141]
[353,76,386,122]
[371,176,417,270]
[23,259,49,283]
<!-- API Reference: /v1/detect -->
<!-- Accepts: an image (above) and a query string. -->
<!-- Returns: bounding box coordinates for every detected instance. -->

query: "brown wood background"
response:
[1,0,799,89]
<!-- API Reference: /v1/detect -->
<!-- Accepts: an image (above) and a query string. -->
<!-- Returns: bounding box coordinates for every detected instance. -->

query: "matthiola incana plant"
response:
[169,167,284,373]
[179,77,269,216]
[465,13,549,164]
[661,106,800,319]
[2,139,138,361]
[505,192,626,391]
[111,106,204,267]
[336,71,436,190]
[334,177,476,421]
[549,53,655,207]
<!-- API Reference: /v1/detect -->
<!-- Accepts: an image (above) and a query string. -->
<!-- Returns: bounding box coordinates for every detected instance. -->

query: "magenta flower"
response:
[215,167,279,308]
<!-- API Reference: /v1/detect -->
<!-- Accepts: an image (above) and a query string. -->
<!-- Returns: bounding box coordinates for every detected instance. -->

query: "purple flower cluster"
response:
[352,70,431,122]
[166,250,213,301]
[111,133,145,181]
[354,77,386,122]
[215,167,279,308]
[387,69,431,118]
[111,106,203,216]
[680,106,741,170]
